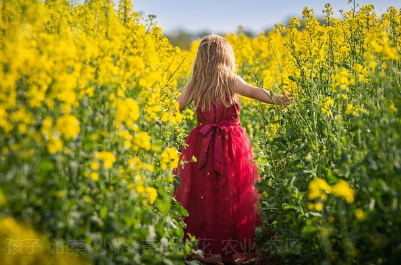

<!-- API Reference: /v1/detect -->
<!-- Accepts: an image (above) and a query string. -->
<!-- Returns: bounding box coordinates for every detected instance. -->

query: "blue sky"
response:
[122,0,400,34]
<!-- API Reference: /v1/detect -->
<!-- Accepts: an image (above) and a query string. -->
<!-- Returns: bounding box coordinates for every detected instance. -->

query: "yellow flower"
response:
[390,103,397,112]
[346,104,353,115]
[134,174,142,181]
[115,98,140,128]
[90,172,99,182]
[151,145,161,152]
[345,104,365,117]
[47,136,63,154]
[145,186,158,204]
[136,185,145,193]
[40,117,53,138]
[128,157,143,170]
[91,134,99,141]
[354,209,365,220]
[332,67,351,92]
[321,97,335,115]
[96,151,116,169]
[0,108,13,133]
[183,109,194,120]
[134,132,151,151]
[118,130,133,141]
[90,162,100,171]
[367,61,376,70]
[161,147,179,170]
[314,202,323,211]
[352,63,370,83]
[146,164,154,172]
[332,180,355,204]
[308,178,332,201]
[55,114,80,139]
[267,122,280,140]
[124,141,132,148]
[18,123,27,134]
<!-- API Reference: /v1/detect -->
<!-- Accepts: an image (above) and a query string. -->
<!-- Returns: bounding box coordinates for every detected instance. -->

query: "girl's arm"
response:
[176,88,190,112]
[235,75,293,106]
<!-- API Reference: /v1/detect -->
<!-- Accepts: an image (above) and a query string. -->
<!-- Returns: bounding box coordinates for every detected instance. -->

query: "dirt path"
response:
[185,253,276,265]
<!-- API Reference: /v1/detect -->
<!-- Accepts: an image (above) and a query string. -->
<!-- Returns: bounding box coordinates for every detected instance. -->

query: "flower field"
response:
[0,0,400,264]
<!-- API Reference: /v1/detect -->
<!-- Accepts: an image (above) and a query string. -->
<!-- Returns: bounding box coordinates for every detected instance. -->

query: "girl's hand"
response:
[274,94,293,107]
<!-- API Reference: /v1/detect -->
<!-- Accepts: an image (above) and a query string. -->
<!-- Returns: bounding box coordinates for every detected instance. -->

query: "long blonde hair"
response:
[181,34,238,111]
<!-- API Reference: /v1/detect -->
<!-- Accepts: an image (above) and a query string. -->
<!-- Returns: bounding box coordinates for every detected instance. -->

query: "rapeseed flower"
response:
[354,208,365,220]
[308,178,332,201]
[145,187,158,204]
[55,115,80,139]
[96,151,116,169]
[332,180,355,204]
[314,202,324,211]
[161,147,179,170]
[134,132,151,151]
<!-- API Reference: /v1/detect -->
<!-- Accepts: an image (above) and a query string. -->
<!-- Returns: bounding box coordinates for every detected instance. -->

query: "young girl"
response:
[173,34,292,265]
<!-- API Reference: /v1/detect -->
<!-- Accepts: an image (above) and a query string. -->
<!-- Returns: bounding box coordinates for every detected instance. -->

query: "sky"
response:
[122,0,401,35]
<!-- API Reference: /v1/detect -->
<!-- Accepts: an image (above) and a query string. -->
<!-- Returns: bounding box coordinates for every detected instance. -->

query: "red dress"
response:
[173,100,262,262]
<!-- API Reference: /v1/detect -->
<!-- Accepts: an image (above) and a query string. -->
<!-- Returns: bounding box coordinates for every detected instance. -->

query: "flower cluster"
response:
[308,178,355,210]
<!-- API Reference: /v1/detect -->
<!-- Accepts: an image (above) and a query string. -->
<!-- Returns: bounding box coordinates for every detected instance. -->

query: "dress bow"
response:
[197,118,240,175]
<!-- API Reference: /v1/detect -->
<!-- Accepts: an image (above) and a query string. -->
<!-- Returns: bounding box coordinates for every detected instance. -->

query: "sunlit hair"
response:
[181,34,238,111]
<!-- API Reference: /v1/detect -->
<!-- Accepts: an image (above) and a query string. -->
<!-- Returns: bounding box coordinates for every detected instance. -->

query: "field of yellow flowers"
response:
[226,4,401,265]
[0,0,196,264]
[0,0,400,265]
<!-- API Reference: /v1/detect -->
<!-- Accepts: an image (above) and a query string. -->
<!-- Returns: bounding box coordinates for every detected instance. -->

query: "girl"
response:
[173,34,292,265]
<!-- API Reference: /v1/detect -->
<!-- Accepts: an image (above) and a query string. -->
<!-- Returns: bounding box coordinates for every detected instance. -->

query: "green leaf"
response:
[309,212,322,217]
[171,198,189,217]
[178,221,187,229]
[283,205,296,210]
[175,227,184,238]
[100,207,108,219]
[285,126,298,138]
[38,159,54,174]
[301,225,319,239]
[156,197,171,215]
[184,243,191,253]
